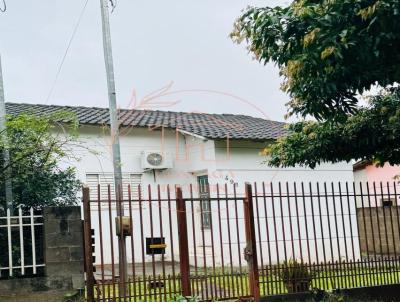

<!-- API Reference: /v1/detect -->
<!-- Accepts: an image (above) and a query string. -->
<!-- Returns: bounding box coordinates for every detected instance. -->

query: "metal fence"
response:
[83,181,400,302]
[0,208,45,278]
[253,182,400,296]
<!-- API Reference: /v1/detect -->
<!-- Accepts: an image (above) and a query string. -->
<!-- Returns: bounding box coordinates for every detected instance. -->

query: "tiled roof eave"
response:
[5,102,288,141]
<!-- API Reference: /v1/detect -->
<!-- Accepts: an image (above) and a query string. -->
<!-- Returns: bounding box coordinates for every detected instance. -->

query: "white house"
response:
[7,102,355,267]
[6,102,353,189]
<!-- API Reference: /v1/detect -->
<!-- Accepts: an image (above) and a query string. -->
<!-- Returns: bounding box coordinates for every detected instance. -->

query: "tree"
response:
[0,111,81,211]
[231,0,400,167]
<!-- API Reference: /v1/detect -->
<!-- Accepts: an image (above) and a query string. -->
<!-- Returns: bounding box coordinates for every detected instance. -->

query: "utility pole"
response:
[99,0,127,296]
[0,54,13,212]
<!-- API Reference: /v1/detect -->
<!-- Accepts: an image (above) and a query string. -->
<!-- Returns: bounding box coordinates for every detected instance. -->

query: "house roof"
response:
[353,160,372,171]
[5,102,288,141]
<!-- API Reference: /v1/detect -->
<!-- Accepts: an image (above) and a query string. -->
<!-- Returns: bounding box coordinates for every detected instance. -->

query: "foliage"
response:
[318,291,384,302]
[0,111,81,211]
[263,88,400,168]
[232,0,400,167]
[232,0,400,120]
[167,296,199,302]
[275,259,315,293]
[320,291,345,302]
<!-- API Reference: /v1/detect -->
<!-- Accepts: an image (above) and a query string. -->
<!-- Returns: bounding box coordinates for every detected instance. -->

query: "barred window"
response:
[198,175,211,229]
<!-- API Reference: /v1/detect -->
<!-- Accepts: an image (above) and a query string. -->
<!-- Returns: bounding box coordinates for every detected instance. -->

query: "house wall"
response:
[354,163,400,184]
[213,140,354,191]
[352,166,400,258]
[61,125,356,267]
[62,125,201,187]
[204,140,356,266]
[61,125,219,266]
[353,164,400,207]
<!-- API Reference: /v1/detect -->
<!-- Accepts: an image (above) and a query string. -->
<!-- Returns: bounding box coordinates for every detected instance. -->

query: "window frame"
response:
[197,175,212,230]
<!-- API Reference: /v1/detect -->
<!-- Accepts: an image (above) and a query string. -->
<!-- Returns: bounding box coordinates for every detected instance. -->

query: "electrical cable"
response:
[45,0,89,104]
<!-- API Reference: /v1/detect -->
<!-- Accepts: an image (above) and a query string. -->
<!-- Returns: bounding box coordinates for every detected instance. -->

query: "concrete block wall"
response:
[43,206,85,291]
[0,206,85,302]
[357,207,400,256]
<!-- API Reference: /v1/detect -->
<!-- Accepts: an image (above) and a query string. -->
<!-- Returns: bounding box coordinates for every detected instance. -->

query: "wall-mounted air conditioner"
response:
[141,151,173,170]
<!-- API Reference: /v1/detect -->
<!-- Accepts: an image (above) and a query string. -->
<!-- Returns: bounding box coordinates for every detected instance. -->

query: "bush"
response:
[275,259,314,293]
[0,112,81,212]
[311,289,386,302]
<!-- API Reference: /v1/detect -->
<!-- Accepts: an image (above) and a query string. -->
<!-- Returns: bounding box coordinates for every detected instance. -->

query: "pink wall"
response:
[363,163,400,183]
[354,163,400,207]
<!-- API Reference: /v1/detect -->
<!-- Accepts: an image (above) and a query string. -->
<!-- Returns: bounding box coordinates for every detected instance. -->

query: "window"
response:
[198,175,211,229]
[86,173,142,201]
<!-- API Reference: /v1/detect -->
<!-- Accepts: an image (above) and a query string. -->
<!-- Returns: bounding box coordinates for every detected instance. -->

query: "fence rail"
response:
[83,181,400,302]
[0,207,45,278]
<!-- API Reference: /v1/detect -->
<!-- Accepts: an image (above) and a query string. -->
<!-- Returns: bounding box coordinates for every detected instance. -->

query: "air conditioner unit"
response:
[141,151,173,170]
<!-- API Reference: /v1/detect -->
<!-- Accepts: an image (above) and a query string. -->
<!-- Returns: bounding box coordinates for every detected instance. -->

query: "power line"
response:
[45,0,89,104]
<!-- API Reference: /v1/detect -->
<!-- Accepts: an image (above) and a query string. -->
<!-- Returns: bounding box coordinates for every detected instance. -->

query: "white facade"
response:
[63,125,355,266]
[67,125,354,191]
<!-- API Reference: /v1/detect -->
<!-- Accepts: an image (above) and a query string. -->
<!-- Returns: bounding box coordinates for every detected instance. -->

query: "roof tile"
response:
[5,102,288,141]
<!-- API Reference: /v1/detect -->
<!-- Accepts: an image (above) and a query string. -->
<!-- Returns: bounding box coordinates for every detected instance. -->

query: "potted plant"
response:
[275,259,314,293]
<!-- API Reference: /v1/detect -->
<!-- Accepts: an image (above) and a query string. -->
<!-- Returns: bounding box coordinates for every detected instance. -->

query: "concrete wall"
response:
[357,207,400,256]
[0,207,84,302]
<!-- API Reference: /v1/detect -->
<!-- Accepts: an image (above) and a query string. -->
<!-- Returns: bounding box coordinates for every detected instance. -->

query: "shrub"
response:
[0,112,81,211]
[275,259,314,293]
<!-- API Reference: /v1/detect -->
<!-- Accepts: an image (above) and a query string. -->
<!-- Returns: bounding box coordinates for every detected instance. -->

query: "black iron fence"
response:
[83,181,400,302]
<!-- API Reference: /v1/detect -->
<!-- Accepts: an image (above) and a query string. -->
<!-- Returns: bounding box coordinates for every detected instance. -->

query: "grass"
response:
[260,262,400,295]
[92,263,400,301]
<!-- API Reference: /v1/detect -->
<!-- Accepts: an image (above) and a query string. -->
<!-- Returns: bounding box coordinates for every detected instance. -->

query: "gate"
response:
[83,183,259,302]
[83,181,400,301]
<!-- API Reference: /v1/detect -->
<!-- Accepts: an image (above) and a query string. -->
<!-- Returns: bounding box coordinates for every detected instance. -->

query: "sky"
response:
[0,0,290,121]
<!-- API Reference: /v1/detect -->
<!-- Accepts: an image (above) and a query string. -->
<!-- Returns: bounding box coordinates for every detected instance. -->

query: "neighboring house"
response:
[353,160,400,208]
[353,160,400,206]
[6,102,355,265]
[354,160,400,185]
[353,161,400,258]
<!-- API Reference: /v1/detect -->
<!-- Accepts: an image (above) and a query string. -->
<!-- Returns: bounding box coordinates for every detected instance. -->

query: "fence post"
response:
[83,186,95,302]
[244,183,260,301]
[176,186,191,297]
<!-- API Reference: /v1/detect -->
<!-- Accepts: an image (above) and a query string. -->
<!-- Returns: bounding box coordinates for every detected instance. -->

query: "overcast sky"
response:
[0,0,290,121]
